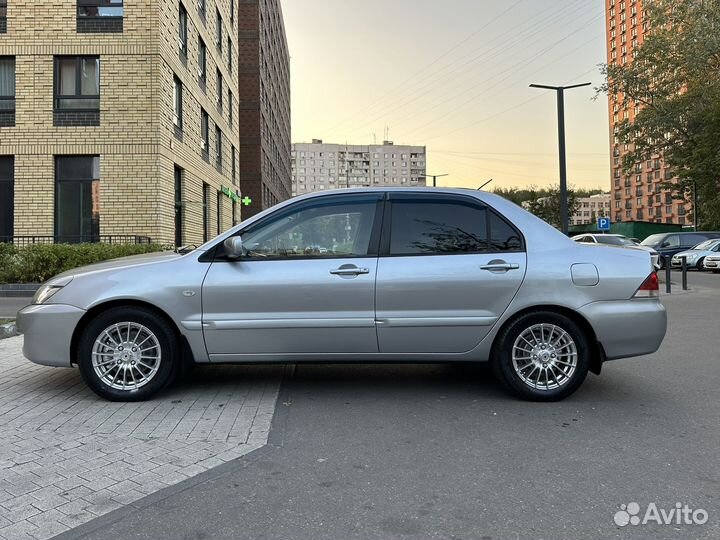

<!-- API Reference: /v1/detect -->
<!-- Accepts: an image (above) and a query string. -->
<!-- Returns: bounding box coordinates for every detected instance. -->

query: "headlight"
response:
[32,285,64,305]
[32,276,73,305]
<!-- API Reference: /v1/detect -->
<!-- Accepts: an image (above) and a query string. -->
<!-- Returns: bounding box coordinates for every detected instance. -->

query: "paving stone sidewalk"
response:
[0,336,283,540]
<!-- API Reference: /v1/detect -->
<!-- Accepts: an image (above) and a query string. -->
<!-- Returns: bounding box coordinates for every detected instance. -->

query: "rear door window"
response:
[387,196,523,256]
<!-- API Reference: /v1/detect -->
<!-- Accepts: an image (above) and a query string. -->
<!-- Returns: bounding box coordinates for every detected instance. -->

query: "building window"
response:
[178,4,188,59]
[54,56,100,126]
[0,156,13,240]
[198,39,207,87]
[174,166,183,247]
[229,0,234,25]
[216,8,222,51]
[232,199,237,226]
[198,0,206,21]
[216,190,222,234]
[55,156,100,243]
[228,89,232,127]
[227,37,232,71]
[202,182,210,242]
[231,144,236,181]
[173,75,183,133]
[0,57,15,127]
[215,125,223,169]
[77,0,123,33]
[0,1,7,33]
[216,68,223,111]
[200,108,209,159]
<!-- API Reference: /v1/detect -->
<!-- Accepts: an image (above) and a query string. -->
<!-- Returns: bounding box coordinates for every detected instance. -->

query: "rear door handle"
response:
[480,261,520,272]
[330,266,370,276]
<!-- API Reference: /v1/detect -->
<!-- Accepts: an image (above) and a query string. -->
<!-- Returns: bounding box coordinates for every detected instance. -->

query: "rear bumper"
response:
[578,299,667,360]
[704,259,720,268]
[16,304,86,367]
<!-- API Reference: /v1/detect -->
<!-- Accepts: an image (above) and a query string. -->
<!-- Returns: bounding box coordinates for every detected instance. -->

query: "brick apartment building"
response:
[237,0,291,219]
[0,0,241,246]
[605,0,691,226]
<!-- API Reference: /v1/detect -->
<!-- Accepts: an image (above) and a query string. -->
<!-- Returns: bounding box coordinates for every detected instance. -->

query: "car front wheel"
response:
[77,306,179,401]
[492,312,590,401]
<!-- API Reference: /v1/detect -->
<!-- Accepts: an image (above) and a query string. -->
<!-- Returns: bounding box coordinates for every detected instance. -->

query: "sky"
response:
[279,0,611,192]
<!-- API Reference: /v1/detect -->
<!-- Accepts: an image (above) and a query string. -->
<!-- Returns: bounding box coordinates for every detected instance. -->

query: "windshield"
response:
[691,239,718,251]
[595,236,627,246]
[641,234,666,247]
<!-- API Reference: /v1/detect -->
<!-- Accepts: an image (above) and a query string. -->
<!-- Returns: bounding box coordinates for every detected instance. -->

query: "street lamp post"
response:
[529,82,591,235]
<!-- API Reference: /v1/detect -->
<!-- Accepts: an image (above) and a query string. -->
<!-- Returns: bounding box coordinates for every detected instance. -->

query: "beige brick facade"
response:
[0,0,240,245]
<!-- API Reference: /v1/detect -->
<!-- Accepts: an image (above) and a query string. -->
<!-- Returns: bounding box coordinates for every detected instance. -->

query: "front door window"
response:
[236,196,378,259]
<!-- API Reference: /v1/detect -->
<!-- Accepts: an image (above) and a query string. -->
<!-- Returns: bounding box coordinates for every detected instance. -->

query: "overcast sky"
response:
[280,0,610,191]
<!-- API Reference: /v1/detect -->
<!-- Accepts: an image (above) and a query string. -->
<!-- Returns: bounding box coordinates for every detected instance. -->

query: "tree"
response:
[524,185,580,229]
[599,0,720,229]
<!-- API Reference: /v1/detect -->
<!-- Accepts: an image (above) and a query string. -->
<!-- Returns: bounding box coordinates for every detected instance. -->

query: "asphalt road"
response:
[55,275,720,540]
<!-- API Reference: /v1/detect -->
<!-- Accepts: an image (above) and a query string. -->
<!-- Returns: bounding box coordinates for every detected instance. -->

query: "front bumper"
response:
[578,299,667,361]
[16,304,86,367]
[704,259,720,268]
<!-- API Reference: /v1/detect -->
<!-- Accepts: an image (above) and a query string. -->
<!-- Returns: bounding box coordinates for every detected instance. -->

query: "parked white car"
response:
[671,239,720,270]
[572,234,660,268]
[703,253,720,273]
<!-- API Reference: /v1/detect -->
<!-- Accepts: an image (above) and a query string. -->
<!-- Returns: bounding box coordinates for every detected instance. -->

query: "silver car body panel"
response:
[17,187,666,367]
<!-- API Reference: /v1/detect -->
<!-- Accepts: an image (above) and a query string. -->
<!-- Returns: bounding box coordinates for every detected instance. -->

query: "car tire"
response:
[77,306,179,402]
[491,311,590,402]
[696,257,705,271]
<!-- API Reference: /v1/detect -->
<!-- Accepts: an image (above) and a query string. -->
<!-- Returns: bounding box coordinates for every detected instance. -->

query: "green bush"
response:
[0,243,168,284]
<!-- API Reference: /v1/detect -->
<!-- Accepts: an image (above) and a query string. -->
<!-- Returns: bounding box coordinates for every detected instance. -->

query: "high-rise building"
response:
[0,0,240,246]
[605,0,691,226]
[238,0,291,218]
[292,140,427,196]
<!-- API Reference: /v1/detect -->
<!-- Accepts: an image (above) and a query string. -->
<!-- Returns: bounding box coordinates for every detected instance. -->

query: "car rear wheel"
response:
[492,312,590,401]
[77,306,179,401]
[696,257,705,271]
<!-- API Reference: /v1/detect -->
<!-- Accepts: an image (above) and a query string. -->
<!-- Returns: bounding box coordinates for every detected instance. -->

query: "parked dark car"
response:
[641,232,720,268]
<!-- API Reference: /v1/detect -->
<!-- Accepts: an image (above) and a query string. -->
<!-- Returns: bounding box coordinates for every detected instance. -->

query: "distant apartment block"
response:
[571,193,611,226]
[291,140,427,196]
[605,0,691,226]
[238,0,291,218]
[0,0,241,246]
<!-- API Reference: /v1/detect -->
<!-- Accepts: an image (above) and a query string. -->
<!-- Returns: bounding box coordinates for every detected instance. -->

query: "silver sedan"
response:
[17,188,667,402]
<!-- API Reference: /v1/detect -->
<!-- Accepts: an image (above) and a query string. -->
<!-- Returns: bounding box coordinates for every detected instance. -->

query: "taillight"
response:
[633,272,659,298]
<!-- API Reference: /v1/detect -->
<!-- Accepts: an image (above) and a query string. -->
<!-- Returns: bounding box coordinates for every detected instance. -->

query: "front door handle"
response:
[330,265,370,276]
[480,260,520,273]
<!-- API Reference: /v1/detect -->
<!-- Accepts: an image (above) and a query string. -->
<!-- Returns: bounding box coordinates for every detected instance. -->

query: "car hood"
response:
[50,251,182,283]
[673,249,710,258]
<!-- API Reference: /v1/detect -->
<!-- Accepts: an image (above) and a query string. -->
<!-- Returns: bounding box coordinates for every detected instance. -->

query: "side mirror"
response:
[660,241,670,248]
[223,236,245,260]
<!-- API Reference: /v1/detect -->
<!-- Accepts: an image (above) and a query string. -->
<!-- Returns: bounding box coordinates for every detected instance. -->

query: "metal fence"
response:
[0,235,153,246]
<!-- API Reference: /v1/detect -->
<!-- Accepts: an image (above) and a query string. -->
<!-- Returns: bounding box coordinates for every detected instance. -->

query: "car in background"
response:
[571,233,660,268]
[640,232,720,269]
[17,188,666,403]
[703,254,720,273]
[671,239,720,270]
